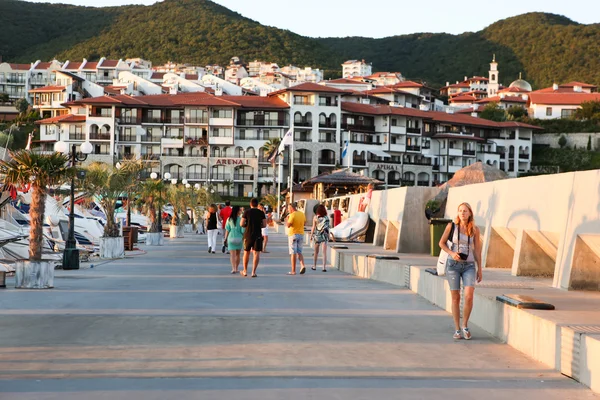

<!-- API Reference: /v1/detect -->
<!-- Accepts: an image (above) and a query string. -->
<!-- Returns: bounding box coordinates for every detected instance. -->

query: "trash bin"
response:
[429,218,452,256]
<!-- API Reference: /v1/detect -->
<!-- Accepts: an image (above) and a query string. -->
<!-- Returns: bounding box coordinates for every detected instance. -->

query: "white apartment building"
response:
[366,72,404,86]
[342,60,372,78]
[281,66,323,84]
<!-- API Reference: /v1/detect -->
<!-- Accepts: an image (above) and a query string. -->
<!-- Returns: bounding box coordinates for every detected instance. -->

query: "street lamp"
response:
[54,140,93,270]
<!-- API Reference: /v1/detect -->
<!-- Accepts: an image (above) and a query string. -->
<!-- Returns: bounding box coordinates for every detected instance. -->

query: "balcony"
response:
[342,123,375,132]
[508,152,515,159]
[117,116,141,125]
[236,119,288,127]
[211,173,231,181]
[140,135,161,142]
[432,165,440,171]
[319,121,336,129]
[417,180,429,187]
[519,153,530,160]
[164,116,185,124]
[118,134,137,142]
[401,180,415,186]
[235,132,277,141]
[184,136,208,146]
[294,135,312,142]
[388,179,401,185]
[294,120,312,127]
[186,172,207,180]
[403,159,431,166]
[353,159,367,166]
[319,157,336,165]
[69,134,86,141]
[519,136,531,141]
[162,137,184,148]
[406,127,421,134]
[294,157,312,165]
[90,133,111,141]
[463,150,476,156]
[350,138,381,145]
[89,112,113,118]
[319,133,336,143]
[186,117,208,124]
[406,145,421,152]
[233,173,254,181]
[142,117,163,124]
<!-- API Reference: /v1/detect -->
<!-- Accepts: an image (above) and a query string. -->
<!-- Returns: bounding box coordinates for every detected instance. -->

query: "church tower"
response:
[488,54,499,97]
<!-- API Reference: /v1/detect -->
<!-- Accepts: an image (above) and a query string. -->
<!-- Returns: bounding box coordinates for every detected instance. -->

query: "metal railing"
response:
[233,174,254,181]
[406,145,421,152]
[294,157,312,164]
[236,119,288,126]
[342,123,375,132]
[117,116,141,124]
[406,127,421,134]
[90,133,111,140]
[318,158,336,165]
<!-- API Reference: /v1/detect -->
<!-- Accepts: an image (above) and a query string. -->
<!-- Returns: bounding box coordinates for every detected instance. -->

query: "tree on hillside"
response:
[479,102,506,122]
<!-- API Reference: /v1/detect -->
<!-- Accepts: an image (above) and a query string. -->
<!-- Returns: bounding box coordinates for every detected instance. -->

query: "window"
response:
[293,95,310,105]
[391,118,397,126]
[212,109,232,118]
[546,107,553,116]
[211,128,232,137]
[561,109,575,118]
[188,109,208,123]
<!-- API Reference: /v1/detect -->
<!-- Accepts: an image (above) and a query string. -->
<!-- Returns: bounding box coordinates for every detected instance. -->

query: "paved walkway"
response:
[0,233,596,399]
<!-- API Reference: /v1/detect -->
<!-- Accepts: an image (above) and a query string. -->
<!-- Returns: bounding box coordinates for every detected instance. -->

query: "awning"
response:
[368,149,391,158]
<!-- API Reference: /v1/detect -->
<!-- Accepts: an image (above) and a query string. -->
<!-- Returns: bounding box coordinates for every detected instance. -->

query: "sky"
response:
[22,0,599,38]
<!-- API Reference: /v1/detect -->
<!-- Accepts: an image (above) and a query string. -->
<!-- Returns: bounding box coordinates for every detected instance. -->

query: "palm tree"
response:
[0,150,70,260]
[135,179,164,233]
[80,162,139,238]
[262,137,281,195]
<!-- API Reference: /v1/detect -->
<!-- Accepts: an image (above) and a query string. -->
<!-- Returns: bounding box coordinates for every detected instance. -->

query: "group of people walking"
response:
[204,199,331,278]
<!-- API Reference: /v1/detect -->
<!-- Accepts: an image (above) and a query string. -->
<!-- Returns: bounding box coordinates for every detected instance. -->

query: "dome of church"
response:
[509,73,532,92]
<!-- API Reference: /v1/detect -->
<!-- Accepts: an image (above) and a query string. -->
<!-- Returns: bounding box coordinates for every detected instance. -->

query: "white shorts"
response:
[261,227,269,237]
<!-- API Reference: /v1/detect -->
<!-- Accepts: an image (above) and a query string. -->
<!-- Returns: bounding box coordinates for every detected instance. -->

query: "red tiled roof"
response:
[528,92,600,105]
[560,81,597,88]
[82,62,98,70]
[442,82,470,89]
[150,72,165,79]
[367,72,401,78]
[99,60,119,68]
[221,96,290,109]
[269,82,349,96]
[476,96,526,104]
[185,74,199,80]
[34,62,53,69]
[104,85,124,95]
[432,133,486,142]
[36,114,86,125]
[8,63,30,70]
[456,107,479,114]
[468,76,489,81]
[362,87,420,98]
[391,81,423,88]
[64,62,82,70]
[341,102,431,118]
[496,121,543,130]
[498,86,529,93]
[449,95,477,103]
[29,85,66,93]
[325,78,369,85]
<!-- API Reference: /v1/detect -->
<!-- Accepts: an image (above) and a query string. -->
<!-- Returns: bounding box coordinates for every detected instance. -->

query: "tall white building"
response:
[487,55,499,96]
[342,60,372,78]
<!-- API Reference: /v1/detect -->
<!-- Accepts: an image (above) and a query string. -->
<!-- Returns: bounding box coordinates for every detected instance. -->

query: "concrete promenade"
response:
[0,232,596,399]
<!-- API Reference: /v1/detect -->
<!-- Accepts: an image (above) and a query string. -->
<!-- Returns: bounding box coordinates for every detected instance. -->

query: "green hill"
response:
[1,0,599,88]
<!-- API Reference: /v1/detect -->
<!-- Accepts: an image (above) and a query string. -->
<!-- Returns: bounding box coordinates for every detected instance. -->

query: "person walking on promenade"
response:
[286,202,307,275]
[224,205,244,274]
[205,204,220,254]
[220,200,232,253]
[240,198,266,278]
[439,202,483,340]
[258,204,270,253]
[310,204,330,272]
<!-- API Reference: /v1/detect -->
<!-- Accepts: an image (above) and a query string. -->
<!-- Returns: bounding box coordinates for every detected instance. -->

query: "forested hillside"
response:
[1,0,599,88]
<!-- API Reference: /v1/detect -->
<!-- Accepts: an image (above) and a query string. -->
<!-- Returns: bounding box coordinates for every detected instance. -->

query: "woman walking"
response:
[310,204,330,272]
[225,206,244,274]
[205,204,219,253]
[439,202,482,340]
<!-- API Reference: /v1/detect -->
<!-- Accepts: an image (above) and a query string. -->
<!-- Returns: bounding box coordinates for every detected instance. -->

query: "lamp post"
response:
[54,140,93,270]
[115,162,132,227]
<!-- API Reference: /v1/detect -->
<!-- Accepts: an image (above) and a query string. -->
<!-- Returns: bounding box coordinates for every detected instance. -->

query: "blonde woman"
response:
[439,202,482,340]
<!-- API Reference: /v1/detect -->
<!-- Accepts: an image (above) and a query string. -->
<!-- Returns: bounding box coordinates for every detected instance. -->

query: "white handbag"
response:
[436,222,456,276]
